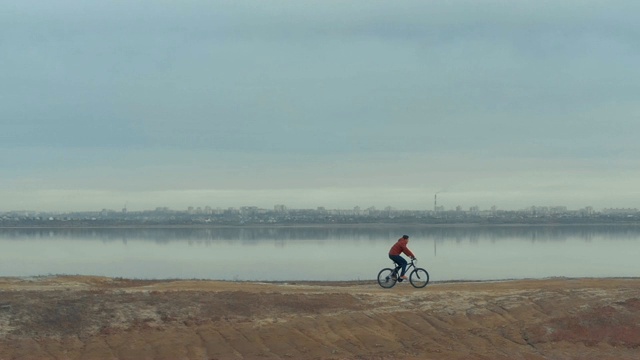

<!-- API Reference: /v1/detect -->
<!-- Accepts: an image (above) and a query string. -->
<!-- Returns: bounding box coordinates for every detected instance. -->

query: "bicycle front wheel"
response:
[409,268,430,288]
[377,268,397,288]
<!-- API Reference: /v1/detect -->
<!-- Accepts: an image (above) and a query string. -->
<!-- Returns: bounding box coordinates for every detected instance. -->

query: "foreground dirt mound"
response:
[1,276,639,359]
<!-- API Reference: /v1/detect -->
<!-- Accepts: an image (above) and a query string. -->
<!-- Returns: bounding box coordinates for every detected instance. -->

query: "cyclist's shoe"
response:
[400,275,408,280]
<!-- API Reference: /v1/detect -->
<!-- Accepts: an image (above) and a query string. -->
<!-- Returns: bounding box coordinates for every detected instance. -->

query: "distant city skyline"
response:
[2,184,639,213]
[2,201,636,215]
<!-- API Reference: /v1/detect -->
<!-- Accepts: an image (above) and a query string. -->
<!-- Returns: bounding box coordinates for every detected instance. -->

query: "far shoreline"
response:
[3,222,640,229]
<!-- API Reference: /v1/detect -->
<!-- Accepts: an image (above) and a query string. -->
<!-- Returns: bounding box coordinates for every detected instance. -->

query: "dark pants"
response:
[389,254,407,276]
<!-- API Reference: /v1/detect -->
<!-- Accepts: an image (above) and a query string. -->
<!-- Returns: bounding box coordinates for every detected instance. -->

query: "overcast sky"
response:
[2,0,639,212]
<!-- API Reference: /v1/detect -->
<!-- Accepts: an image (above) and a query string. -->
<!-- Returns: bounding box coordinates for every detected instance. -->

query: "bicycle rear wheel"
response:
[409,268,430,288]
[377,268,397,288]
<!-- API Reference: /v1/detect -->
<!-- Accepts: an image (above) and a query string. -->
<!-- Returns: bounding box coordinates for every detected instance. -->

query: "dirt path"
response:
[1,276,639,359]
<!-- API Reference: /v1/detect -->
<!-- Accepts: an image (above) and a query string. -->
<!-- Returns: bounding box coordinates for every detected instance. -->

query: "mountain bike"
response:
[377,258,430,288]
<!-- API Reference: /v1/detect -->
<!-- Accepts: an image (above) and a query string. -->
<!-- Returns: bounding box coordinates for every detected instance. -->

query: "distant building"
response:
[602,208,638,215]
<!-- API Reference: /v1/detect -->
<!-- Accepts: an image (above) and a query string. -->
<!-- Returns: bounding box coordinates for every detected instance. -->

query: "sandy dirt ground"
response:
[0,276,639,360]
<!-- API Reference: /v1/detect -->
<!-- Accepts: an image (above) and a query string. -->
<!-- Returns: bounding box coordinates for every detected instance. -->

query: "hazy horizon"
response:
[0,198,629,214]
[3,1,639,212]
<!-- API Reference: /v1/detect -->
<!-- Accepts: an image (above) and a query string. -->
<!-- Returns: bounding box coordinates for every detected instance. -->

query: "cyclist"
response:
[388,235,416,280]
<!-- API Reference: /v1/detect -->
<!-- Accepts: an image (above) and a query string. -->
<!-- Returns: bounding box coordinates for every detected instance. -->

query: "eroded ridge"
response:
[0,276,639,359]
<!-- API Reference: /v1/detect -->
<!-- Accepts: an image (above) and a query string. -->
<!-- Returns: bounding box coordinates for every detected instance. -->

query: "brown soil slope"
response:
[0,276,639,360]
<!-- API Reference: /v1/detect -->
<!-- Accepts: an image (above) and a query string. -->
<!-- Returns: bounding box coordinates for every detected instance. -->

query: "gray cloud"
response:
[2,0,639,211]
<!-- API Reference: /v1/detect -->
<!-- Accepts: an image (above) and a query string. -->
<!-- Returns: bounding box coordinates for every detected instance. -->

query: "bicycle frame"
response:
[378,258,429,289]
[391,259,417,275]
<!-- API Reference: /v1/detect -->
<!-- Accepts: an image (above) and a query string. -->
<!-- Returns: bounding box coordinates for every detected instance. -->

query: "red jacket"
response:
[389,238,415,258]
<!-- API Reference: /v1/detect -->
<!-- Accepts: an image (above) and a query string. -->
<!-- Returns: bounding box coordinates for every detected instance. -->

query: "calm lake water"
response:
[1,225,638,281]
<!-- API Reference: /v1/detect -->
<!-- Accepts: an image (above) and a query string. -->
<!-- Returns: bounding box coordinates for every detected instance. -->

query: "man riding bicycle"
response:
[388,235,416,280]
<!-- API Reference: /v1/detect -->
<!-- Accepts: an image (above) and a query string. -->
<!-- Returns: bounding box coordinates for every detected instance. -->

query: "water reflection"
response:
[2,224,640,244]
[0,225,638,281]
